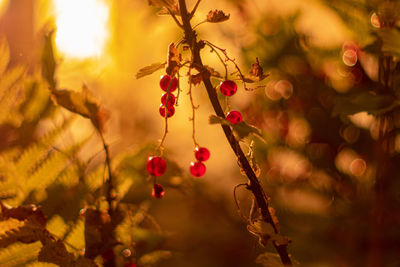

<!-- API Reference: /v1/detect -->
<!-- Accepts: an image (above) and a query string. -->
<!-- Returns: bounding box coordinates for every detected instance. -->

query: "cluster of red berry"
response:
[159,74,178,117]
[190,146,210,177]
[145,79,245,199]
[219,80,243,125]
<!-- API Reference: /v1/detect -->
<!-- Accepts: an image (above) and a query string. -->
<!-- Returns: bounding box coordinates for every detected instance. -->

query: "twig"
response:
[190,0,202,19]
[167,7,183,28]
[177,0,292,265]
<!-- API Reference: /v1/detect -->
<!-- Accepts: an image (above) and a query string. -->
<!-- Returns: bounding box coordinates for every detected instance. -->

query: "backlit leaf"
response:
[51,86,109,132]
[332,91,398,116]
[136,62,167,79]
[166,43,180,77]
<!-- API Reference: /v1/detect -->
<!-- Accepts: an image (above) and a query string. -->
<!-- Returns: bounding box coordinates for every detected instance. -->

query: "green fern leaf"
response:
[0,242,42,267]
[46,215,68,239]
[64,220,85,253]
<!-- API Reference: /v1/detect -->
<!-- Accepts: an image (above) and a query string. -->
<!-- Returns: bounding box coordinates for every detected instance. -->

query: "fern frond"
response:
[64,220,85,253]
[85,166,105,192]
[0,242,42,267]
[21,80,51,122]
[46,215,68,239]
[0,66,25,102]
[15,118,73,173]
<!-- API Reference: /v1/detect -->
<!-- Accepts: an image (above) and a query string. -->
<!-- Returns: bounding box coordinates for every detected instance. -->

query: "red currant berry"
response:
[160,75,178,92]
[146,156,167,176]
[161,93,176,108]
[190,161,206,177]
[226,110,243,125]
[152,183,165,198]
[195,147,210,162]
[220,80,237,96]
[124,263,137,267]
[159,104,175,118]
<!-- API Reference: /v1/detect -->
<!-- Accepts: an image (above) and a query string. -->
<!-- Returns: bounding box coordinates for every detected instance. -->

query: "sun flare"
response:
[54,0,109,59]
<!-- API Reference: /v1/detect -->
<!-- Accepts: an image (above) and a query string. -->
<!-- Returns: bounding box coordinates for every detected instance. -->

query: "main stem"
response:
[177,0,291,265]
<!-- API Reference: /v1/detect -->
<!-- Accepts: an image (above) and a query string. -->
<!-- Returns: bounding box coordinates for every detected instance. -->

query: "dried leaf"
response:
[204,65,222,78]
[206,10,230,23]
[0,203,98,267]
[0,202,47,227]
[38,240,74,267]
[190,73,203,85]
[51,86,110,132]
[0,223,46,247]
[247,219,290,247]
[190,66,219,85]
[166,43,181,77]
[244,58,269,83]
[136,62,166,79]
[247,219,275,246]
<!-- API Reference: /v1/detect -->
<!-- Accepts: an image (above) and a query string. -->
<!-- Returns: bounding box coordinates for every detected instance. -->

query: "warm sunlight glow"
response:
[54,0,109,58]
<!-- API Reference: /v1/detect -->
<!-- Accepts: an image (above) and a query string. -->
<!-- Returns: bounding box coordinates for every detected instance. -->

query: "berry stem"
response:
[205,40,248,91]
[188,65,199,147]
[204,42,228,80]
[157,77,176,153]
[177,1,292,265]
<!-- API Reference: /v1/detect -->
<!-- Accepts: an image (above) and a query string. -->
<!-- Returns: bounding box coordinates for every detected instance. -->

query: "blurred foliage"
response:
[0,28,188,266]
[233,0,400,266]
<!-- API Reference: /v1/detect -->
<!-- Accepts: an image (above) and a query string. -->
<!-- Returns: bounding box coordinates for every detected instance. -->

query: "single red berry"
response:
[146,156,167,176]
[160,74,178,92]
[159,104,175,117]
[124,263,137,267]
[161,93,176,108]
[226,110,243,125]
[195,147,210,162]
[190,161,206,177]
[152,183,165,198]
[220,80,237,96]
